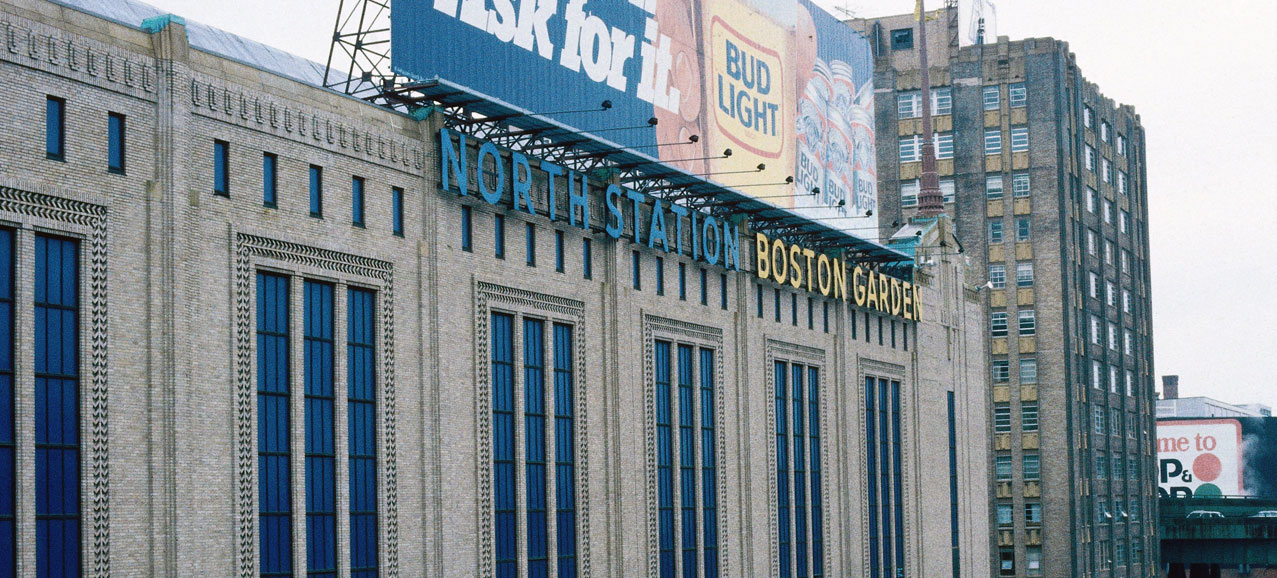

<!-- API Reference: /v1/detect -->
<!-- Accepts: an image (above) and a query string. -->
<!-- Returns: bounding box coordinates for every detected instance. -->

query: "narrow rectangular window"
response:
[392,187,405,237]
[491,313,517,578]
[107,112,126,174]
[701,349,720,578]
[790,294,798,326]
[352,176,366,227]
[864,311,870,343]
[303,281,337,577]
[214,140,230,196]
[553,324,578,575]
[700,269,708,306]
[678,346,696,578]
[655,257,665,296]
[773,289,781,323]
[850,308,857,339]
[494,214,505,259]
[582,238,592,280]
[807,297,814,330]
[678,263,687,301]
[255,272,291,577]
[776,363,791,577]
[555,230,565,272]
[890,381,904,574]
[525,223,536,267]
[866,377,879,577]
[46,96,66,160]
[263,153,278,208]
[982,86,1000,111]
[719,274,728,311]
[878,316,884,346]
[791,365,808,578]
[947,392,960,578]
[348,288,378,577]
[822,302,829,333]
[309,165,323,217]
[632,251,642,290]
[655,341,675,577]
[524,320,548,578]
[461,206,473,251]
[0,229,12,575]
[756,285,764,318]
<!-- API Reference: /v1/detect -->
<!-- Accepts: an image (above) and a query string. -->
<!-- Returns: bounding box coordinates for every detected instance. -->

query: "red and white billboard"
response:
[1157,419,1244,498]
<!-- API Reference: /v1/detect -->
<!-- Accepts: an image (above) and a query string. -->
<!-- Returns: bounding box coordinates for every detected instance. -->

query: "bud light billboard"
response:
[1157,418,1277,499]
[393,0,878,236]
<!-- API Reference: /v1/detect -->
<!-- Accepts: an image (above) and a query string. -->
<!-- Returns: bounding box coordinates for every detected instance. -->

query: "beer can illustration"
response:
[824,105,855,214]
[829,59,857,118]
[794,60,831,208]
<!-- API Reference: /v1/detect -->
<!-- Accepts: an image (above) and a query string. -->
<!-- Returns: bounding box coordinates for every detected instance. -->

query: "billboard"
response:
[1157,418,1277,499]
[393,0,877,236]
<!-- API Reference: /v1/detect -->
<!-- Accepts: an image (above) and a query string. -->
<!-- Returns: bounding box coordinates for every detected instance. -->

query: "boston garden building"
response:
[0,0,991,576]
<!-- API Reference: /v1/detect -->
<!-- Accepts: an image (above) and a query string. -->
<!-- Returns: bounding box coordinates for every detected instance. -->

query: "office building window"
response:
[494,214,506,259]
[992,360,1010,383]
[982,86,1000,111]
[1092,360,1103,389]
[932,87,952,115]
[993,405,1011,433]
[1087,187,1098,213]
[1018,310,1035,336]
[46,96,66,161]
[303,281,337,577]
[995,455,1012,481]
[864,376,902,578]
[899,135,920,163]
[655,343,721,577]
[107,112,126,174]
[1117,134,1128,156]
[1103,200,1114,224]
[989,265,1006,289]
[984,130,1002,155]
[1100,121,1111,143]
[1012,173,1030,197]
[347,288,379,577]
[1118,171,1129,195]
[1009,83,1027,108]
[939,178,955,204]
[526,223,537,267]
[1083,106,1094,128]
[214,140,230,196]
[1105,241,1114,266]
[986,175,1004,200]
[1096,452,1107,479]
[1089,273,1099,299]
[1009,126,1029,152]
[1023,454,1040,481]
[1109,366,1119,393]
[351,176,366,227]
[493,315,579,578]
[1103,158,1113,184]
[890,28,913,49]
[1087,229,1097,256]
[1120,210,1130,235]
[996,504,1012,527]
[392,186,404,236]
[1111,408,1122,437]
[655,257,665,295]
[582,238,592,280]
[632,251,642,290]
[1093,407,1106,435]
[1026,547,1042,577]
[701,269,709,306]
[1019,359,1037,384]
[991,312,1008,337]
[1108,323,1118,351]
[1015,217,1031,242]
[555,230,565,272]
[1122,251,1131,275]
[1022,402,1039,432]
[897,91,920,119]
[1025,503,1042,525]
[263,153,278,207]
[1124,331,1133,356]
[900,180,918,207]
[257,272,292,577]
[989,219,1003,244]
[1090,315,1101,344]
[461,206,474,251]
[934,132,954,160]
[1106,282,1117,307]
[1085,145,1096,172]
[1016,262,1034,287]
[309,165,323,217]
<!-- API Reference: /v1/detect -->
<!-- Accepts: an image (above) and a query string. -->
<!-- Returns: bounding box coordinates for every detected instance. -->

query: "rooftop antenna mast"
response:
[915,0,945,216]
[324,0,406,104]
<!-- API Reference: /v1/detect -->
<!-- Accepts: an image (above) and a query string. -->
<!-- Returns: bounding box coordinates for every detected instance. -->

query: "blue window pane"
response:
[392,187,404,236]
[581,238,592,280]
[699,348,718,578]
[0,230,13,578]
[553,324,576,578]
[699,269,707,306]
[46,97,65,160]
[256,272,291,577]
[309,165,323,217]
[892,381,905,573]
[879,379,892,578]
[524,320,548,578]
[792,365,808,578]
[352,177,365,227]
[304,281,336,576]
[808,367,823,577]
[35,235,80,578]
[866,377,878,578]
[631,251,641,291]
[554,231,564,273]
[491,313,517,578]
[494,214,505,259]
[262,153,277,207]
[654,341,674,578]
[677,263,686,301]
[677,346,695,578]
[348,288,378,577]
[461,206,473,251]
[107,113,125,173]
[525,223,536,267]
[214,140,229,196]
[775,362,790,578]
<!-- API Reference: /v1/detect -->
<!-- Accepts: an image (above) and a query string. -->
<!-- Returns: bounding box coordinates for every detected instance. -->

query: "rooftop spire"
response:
[915,0,945,216]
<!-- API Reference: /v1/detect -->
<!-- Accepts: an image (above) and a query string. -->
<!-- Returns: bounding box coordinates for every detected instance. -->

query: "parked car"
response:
[1186,510,1224,519]
[1250,510,1277,518]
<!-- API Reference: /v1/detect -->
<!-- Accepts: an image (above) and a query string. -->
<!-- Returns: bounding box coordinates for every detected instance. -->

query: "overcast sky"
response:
[141,0,1277,409]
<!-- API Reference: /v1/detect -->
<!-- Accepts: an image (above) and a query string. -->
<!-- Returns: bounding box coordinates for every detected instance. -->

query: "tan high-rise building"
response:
[853,8,1158,578]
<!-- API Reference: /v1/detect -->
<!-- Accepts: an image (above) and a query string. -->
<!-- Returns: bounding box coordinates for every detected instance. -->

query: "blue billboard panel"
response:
[393,0,877,235]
